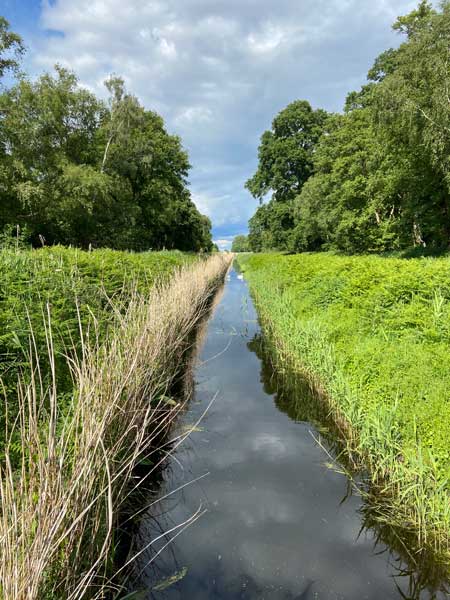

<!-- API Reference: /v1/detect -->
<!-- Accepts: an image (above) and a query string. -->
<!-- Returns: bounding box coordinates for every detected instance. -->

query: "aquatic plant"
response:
[238,252,450,580]
[0,251,231,599]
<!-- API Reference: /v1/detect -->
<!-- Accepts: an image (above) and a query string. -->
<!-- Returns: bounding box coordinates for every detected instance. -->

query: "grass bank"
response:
[0,247,231,599]
[237,252,450,580]
[0,247,196,460]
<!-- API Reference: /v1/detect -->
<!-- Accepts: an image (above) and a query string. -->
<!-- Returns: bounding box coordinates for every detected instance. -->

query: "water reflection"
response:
[247,334,331,427]
[247,333,449,600]
[125,268,448,600]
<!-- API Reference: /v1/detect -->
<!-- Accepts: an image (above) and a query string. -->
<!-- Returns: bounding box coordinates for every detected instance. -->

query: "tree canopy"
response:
[0,21,213,252]
[0,17,24,82]
[246,100,328,251]
[246,1,450,254]
[246,100,328,204]
[231,235,250,252]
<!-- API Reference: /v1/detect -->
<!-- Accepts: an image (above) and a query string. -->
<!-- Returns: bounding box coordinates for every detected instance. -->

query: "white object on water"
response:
[237,274,244,280]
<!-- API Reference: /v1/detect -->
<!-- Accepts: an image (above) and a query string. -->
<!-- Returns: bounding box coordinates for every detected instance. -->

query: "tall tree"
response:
[0,18,24,233]
[246,100,328,203]
[0,66,111,244]
[98,79,212,250]
[248,200,295,252]
[246,1,450,254]
[246,100,327,251]
[0,17,24,82]
[292,105,409,253]
[373,0,450,246]
[231,235,250,252]
[0,62,213,251]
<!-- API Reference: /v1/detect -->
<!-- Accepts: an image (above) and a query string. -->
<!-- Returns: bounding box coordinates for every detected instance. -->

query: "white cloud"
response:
[158,37,177,59]
[31,0,419,238]
[247,23,287,54]
[174,105,213,128]
[214,238,234,251]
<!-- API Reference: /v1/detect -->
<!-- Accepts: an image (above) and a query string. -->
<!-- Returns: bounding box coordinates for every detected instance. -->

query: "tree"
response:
[0,62,213,251]
[0,66,109,243]
[248,200,295,252]
[246,100,328,203]
[98,80,212,251]
[373,0,450,246]
[231,235,250,252]
[295,0,450,253]
[246,2,450,254]
[0,17,24,82]
[292,105,411,253]
[246,100,328,251]
[0,18,24,234]
[100,76,142,173]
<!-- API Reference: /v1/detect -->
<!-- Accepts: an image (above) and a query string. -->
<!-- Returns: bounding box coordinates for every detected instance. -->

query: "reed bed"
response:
[237,253,450,587]
[0,247,198,457]
[0,252,231,599]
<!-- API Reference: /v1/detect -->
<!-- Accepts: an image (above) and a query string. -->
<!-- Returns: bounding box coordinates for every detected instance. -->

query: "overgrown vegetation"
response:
[230,235,250,252]
[238,252,450,578]
[244,1,450,254]
[0,247,196,458]
[0,20,213,252]
[0,247,231,598]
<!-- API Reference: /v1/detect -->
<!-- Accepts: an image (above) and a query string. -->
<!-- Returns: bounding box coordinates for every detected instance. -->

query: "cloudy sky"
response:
[2,0,418,249]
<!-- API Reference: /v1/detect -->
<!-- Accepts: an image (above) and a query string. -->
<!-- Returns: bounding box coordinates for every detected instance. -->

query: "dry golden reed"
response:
[0,253,232,600]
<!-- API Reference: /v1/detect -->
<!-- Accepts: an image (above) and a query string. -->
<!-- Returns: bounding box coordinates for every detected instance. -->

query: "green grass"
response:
[0,247,197,457]
[0,248,230,599]
[237,252,450,575]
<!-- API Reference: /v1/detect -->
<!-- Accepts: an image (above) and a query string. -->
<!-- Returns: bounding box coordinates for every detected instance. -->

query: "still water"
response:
[130,267,447,599]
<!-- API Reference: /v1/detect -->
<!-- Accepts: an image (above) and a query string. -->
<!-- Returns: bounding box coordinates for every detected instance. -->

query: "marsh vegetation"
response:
[1,1,450,597]
[237,252,450,589]
[0,247,231,598]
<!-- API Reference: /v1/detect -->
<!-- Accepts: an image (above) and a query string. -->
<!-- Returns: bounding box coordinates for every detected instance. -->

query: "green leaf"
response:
[152,567,188,591]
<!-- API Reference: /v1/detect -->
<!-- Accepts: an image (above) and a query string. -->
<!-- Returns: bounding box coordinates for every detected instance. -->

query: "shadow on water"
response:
[122,267,449,600]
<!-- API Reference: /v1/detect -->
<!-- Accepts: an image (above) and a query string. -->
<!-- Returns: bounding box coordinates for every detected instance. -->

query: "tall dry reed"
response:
[0,253,232,600]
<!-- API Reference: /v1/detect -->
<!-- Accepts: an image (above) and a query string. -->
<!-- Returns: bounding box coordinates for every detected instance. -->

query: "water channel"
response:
[129,267,448,599]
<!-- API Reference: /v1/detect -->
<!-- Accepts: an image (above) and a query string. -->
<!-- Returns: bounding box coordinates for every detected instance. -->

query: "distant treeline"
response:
[241,1,450,254]
[0,17,213,252]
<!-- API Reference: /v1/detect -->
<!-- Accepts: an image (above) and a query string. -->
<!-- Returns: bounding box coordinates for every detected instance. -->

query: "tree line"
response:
[241,1,450,255]
[0,17,213,252]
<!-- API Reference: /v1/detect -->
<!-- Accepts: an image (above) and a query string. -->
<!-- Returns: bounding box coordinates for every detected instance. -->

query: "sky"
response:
[1,0,419,249]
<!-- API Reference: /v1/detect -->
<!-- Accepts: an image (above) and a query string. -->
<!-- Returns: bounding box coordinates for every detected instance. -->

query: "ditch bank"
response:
[0,253,232,600]
[237,252,450,589]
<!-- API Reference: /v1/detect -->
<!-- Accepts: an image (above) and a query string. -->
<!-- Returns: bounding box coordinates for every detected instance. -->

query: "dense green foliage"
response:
[247,1,450,254]
[246,99,328,204]
[246,100,328,251]
[238,252,450,563]
[231,234,250,252]
[0,246,196,456]
[0,16,24,81]
[0,20,213,252]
